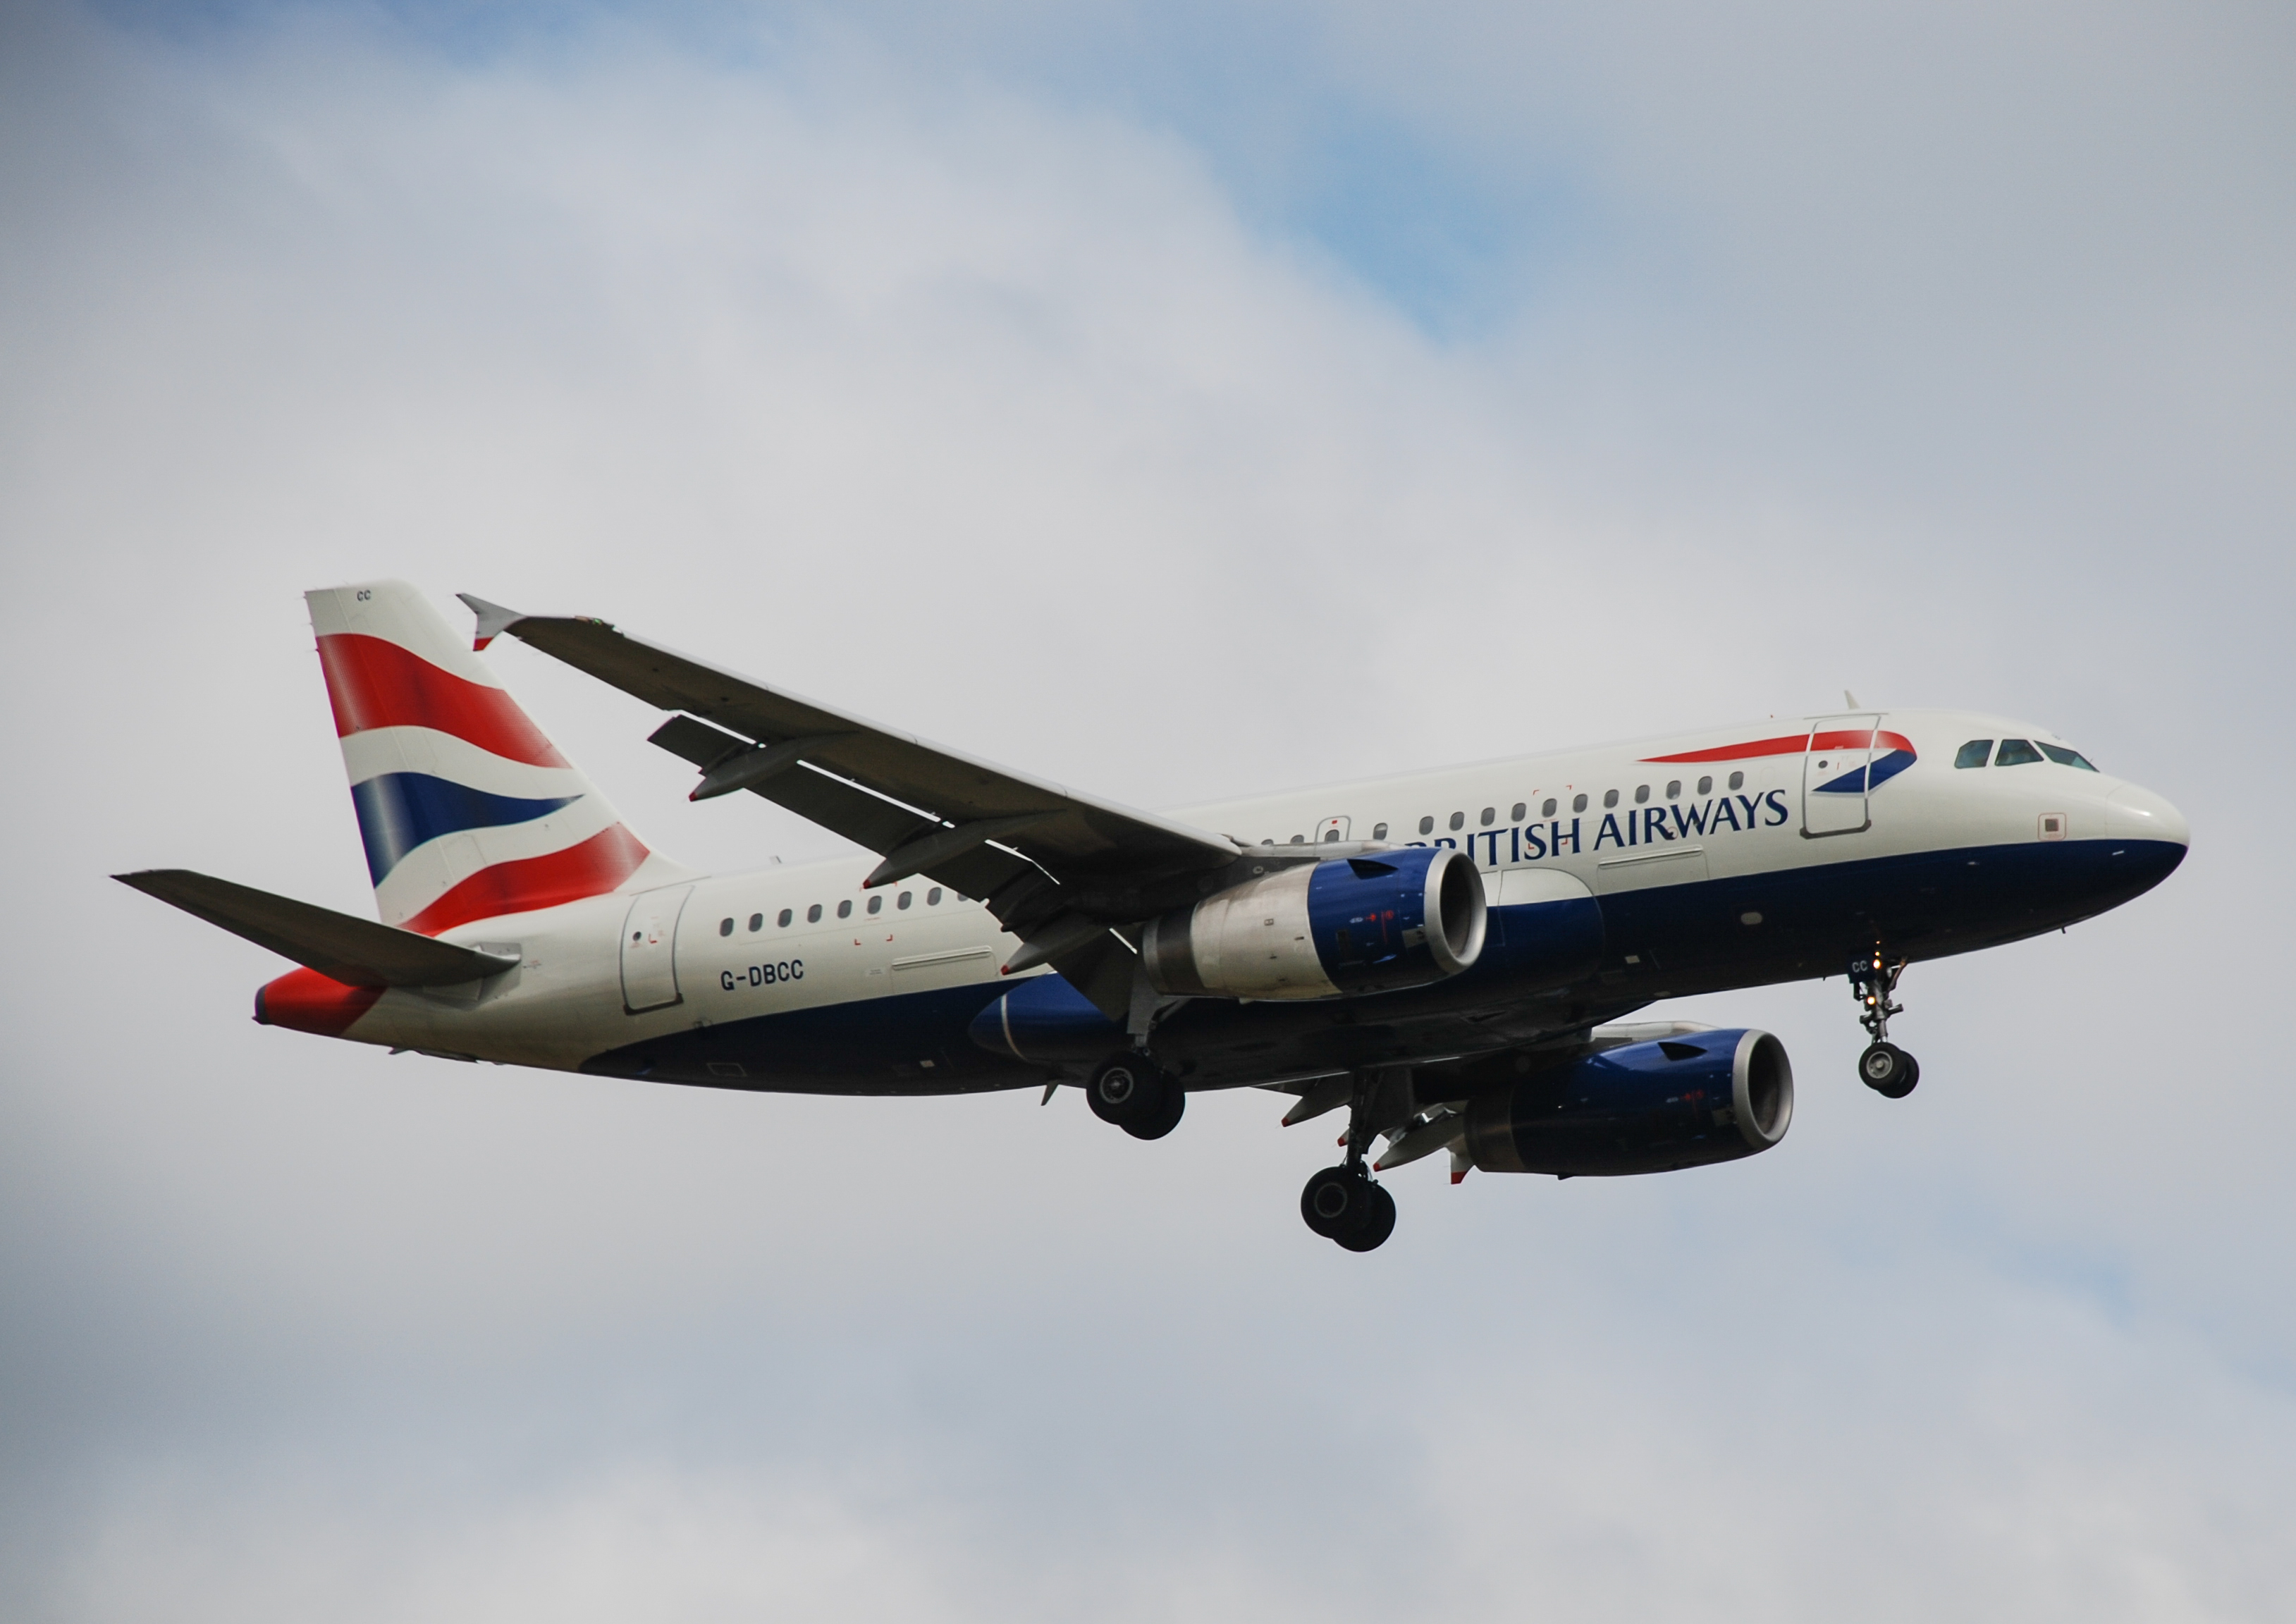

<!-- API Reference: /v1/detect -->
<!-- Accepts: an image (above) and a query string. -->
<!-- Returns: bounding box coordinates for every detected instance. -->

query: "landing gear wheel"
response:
[1126,1079,1186,1140]
[1860,1041,1919,1099]
[1336,1181,1396,1252]
[1087,1054,1182,1136]
[1300,1165,1395,1249]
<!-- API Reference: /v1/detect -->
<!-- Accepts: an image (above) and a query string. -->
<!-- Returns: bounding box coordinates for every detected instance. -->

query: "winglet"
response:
[456,593,525,653]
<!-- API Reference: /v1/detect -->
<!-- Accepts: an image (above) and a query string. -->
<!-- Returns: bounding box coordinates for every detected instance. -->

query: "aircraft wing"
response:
[461,596,1244,1019]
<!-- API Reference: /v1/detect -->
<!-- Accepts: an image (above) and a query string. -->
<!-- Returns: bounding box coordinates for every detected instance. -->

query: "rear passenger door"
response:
[620,885,694,1012]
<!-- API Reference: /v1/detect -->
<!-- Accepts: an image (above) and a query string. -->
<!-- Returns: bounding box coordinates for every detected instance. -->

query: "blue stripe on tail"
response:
[349,773,579,883]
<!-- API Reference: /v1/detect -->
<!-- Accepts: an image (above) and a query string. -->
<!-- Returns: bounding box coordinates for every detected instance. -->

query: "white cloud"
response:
[1,3,2290,1619]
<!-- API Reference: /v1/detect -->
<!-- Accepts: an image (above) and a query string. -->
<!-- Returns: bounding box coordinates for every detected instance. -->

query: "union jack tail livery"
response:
[307,580,670,937]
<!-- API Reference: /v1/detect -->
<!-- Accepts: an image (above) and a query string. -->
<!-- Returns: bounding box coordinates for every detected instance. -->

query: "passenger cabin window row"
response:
[1387,773,1752,854]
[718,885,947,937]
[1955,739,2099,771]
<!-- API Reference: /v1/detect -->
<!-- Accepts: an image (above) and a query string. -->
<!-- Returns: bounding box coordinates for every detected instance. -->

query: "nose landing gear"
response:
[1849,951,1919,1098]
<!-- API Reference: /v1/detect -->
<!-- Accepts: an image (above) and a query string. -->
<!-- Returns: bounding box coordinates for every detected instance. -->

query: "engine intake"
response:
[1463,1028,1793,1176]
[1142,847,1487,1001]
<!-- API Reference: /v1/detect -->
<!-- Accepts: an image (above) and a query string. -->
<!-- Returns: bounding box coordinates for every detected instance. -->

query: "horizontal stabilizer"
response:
[114,870,520,988]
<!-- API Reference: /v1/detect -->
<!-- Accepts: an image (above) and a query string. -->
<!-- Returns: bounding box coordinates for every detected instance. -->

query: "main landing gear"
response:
[1301,1164,1395,1252]
[1086,1052,1186,1140]
[1850,950,1920,1099]
[1299,1069,1404,1252]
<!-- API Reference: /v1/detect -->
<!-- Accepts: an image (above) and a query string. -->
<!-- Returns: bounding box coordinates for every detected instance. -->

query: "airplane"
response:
[117,581,2190,1251]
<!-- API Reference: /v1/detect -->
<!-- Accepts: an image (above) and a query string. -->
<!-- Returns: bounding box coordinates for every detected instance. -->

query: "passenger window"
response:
[1511,801,1525,822]
[897,891,912,909]
[1372,822,1389,840]
[777,909,792,927]
[1634,785,1650,804]
[1572,794,1588,813]
[1542,798,1558,818]
[837,899,853,920]
[927,887,942,905]
[1418,816,1434,835]
[718,917,734,937]
[1289,833,1305,844]
[1728,771,1744,791]
[1480,807,1495,826]
[1666,781,1681,800]
[1449,811,1465,831]
[807,904,823,923]
[2039,743,2100,772]
[1955,739,1994,769]
[1322,828,1341,842]
[1696,776,1712,795]
[1995,739,2044,766]
[867,894,884,914]
[1603,789,1619,808]
[748,913,763,932]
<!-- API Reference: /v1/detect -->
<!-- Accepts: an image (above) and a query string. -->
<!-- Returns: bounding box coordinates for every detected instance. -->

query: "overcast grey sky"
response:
[3,2,2292,1618]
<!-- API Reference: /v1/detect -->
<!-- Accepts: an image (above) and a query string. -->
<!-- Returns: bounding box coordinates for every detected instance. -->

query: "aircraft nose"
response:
[2108,783,2190,847]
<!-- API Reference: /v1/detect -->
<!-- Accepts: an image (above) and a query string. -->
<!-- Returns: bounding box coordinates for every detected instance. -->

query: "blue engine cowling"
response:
[966,973,1119,1063]
[1462,1028,1794,1176]
[1141,846,1487,999]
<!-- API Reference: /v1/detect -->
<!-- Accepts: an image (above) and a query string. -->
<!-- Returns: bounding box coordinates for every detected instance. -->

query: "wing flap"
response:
[648,714,1039,904]
[116,870,519,988]
[646,711,1139,1018]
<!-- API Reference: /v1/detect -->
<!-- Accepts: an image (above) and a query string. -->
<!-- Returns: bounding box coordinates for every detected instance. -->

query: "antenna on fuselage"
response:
[1845,689,1861,708]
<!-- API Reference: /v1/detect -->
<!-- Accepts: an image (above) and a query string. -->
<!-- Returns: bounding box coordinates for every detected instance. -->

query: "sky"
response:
[2,1,2292,1618]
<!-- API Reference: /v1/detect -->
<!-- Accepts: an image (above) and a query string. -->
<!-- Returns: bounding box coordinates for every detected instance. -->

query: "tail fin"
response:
[307,580,668,935]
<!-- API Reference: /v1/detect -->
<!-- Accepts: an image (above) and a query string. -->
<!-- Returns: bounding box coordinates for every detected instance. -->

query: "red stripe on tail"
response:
[317,634,568,768]
[400,824,650,936]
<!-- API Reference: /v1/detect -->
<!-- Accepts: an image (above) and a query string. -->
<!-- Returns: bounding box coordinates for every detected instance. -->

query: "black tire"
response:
[1860,1042,1918,1099]
[1337,1181,1396,1252]
[1088,1053,1181,1134]
[1124,1080,1186,1140]
[1087,1054,1149,1126]
[1301,1165,1378,1240]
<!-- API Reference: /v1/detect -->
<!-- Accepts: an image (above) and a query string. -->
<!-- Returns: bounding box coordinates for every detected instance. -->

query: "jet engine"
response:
[1462,1028,1793,1176]
[1141,847,1487,1000]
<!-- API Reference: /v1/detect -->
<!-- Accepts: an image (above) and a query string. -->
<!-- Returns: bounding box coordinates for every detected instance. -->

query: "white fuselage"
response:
[323,708,2187,1088]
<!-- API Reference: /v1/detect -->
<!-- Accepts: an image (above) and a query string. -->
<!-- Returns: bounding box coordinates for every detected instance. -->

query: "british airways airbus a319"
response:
[119,582,2189,1250]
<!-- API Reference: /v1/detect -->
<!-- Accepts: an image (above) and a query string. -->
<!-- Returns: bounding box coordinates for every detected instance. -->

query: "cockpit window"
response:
[2038,743,2099,771]
[1994,738,2044,766]
[1954,739,1993,769]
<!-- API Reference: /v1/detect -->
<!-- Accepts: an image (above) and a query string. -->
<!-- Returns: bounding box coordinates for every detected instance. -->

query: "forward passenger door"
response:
[1803,713,1882,838]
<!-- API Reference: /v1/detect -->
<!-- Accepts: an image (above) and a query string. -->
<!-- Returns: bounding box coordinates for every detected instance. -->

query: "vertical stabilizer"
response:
[307,580,674,935]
